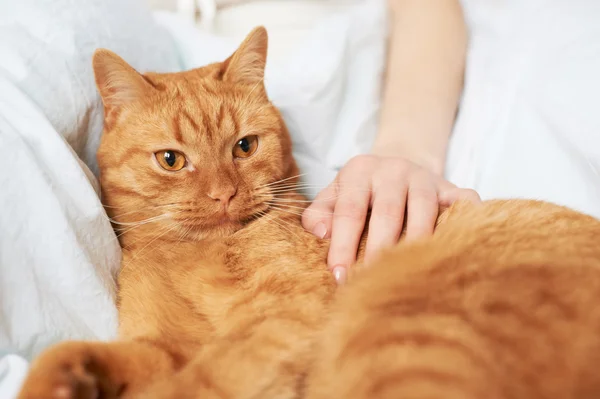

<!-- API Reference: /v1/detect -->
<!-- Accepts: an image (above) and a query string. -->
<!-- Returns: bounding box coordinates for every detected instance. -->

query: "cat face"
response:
[94,28,297,240]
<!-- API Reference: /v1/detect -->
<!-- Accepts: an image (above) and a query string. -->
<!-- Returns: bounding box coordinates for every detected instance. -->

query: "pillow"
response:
[0,0,181,175]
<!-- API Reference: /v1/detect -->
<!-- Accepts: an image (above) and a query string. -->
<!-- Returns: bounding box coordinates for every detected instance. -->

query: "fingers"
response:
[327,157,376,277]
[364,177,408,263]
[404,176,439,241]
[301,183,337,239]
[303,153,481,286]
[439,187,481,206]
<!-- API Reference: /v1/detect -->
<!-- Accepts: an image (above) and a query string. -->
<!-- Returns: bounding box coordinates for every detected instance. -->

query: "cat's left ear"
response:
[221,26,268,87]
[92,49,155,114]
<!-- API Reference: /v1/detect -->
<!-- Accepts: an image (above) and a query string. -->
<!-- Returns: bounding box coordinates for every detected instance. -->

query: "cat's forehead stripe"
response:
[171,113,184,144]
[216,103,225,130]
[181,110,200,134]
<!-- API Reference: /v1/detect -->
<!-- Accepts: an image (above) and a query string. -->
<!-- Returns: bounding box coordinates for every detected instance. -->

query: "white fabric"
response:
[0,355,28,399]
[0,0,181,175]
[447,0,600,219]
[0,73,119,356]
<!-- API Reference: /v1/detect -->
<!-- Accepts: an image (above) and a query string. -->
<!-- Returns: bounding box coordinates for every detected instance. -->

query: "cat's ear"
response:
[92,49,154,112]
[221,27,268,87]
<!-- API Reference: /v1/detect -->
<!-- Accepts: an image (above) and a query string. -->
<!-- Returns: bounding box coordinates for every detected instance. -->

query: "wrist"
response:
[374,105,452,176]
[371,143,445,175]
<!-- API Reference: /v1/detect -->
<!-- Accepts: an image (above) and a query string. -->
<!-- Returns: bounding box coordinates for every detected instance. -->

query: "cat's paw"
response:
[17,342,106,399]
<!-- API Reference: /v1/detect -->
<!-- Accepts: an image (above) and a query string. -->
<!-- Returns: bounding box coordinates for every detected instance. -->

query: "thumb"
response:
[301,183,337,239]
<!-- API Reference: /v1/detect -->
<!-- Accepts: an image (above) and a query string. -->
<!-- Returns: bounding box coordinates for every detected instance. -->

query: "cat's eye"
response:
[233,135,259,159]
[155,150,186,171]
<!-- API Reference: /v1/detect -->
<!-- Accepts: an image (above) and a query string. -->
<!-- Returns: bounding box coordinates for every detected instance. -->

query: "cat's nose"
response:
[207,186,237,209]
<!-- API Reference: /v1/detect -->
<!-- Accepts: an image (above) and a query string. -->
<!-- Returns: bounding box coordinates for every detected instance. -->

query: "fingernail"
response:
[312,222,327,239]
[332,265,347,285]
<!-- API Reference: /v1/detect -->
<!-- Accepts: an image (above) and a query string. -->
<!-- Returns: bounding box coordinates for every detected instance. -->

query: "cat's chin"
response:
[215,215,235,225]
[173,206,269,241]
[180,216,249,241]
[183,224,242,241]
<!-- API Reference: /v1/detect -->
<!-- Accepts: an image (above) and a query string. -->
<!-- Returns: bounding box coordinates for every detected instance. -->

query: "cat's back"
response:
[308,199,600,399]
[437,199,600,257]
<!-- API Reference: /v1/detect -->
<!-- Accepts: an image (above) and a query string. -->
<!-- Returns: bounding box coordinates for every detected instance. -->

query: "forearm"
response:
[372,0,467,175]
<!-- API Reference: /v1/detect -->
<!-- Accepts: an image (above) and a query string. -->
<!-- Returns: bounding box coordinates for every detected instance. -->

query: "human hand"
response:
[301,155,480,284]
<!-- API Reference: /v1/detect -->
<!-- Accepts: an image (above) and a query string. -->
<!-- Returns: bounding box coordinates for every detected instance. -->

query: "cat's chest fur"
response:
[117,212,335,357]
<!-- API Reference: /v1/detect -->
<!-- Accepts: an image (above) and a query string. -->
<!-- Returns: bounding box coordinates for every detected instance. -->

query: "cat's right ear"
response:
[92,49,154,118]
[220,26,268,87]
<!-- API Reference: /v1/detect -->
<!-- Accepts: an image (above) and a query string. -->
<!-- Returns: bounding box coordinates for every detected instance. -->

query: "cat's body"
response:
[309,198,600,399]
[18,27,600,399]
[117,206,335,372]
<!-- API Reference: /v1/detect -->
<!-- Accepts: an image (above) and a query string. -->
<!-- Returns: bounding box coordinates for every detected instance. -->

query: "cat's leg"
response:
[129,255,336,399]
[18,339,177,399]
[134,310,323,399]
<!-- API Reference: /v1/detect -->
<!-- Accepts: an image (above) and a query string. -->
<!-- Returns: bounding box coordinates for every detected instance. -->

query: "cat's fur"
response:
[18,27,600,399]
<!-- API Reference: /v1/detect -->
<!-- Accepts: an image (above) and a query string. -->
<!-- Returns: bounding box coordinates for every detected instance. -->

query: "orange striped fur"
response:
[18,27,600,399]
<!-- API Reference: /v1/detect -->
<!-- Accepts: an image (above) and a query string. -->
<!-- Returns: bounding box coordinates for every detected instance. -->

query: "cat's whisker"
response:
[264,184,375,195]
[263,211,303,241]
[254,181,362,195]
[260,198,310,204]
[240,211,270,235]
[110,213,176,227]
[263,182,316,190]
[102,202,178,211]
[265,172,307,186]
[255,188,375,202]
[126,221,182,263]
[262,181,324,190]
[175,220,194,244]
[265,180,366,189]
[113,209,186,227]
[268,203,309,213]
[278,190,374,201]
[106,204,181,220]
[254,209,268,220]
[243,210,269,232]
[261,186,330,195]
[265,188,324,195]
[268,205,306,218]
[259,173,308,188]
[184,223,196,240]
[246,205,295,236]
[263,197,323,204]
[102,210,184,247]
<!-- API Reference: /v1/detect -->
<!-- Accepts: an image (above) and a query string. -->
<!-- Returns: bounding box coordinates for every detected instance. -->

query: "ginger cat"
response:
[18,27,600,399]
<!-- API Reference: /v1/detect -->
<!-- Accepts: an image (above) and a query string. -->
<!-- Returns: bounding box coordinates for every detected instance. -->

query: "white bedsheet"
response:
[0,72,120,398]
[447,0,600,219]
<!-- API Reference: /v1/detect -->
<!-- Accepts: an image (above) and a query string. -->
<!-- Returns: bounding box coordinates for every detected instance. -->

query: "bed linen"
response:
[448,0,600,219]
